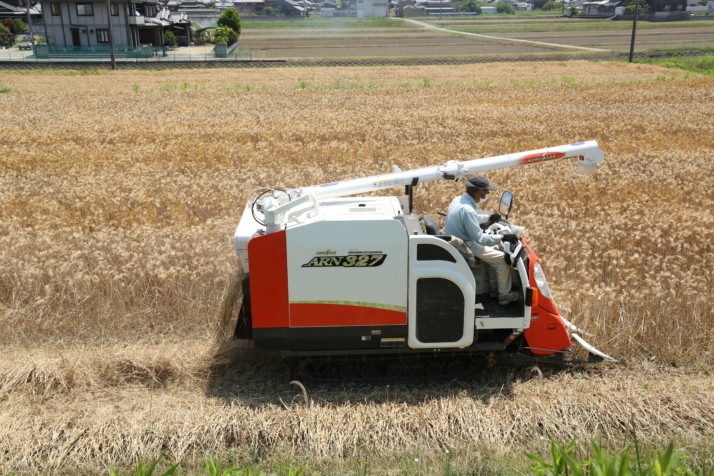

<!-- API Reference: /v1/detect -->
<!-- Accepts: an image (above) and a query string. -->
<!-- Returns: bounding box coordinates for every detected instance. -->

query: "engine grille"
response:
[416,278,464,343]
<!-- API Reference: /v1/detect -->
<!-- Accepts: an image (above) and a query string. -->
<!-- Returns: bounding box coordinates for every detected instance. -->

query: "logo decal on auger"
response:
[521,152,566,164]
[302,254,387,268]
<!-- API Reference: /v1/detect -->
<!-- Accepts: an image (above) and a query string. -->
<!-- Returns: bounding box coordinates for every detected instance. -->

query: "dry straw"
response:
[0,62,713,473]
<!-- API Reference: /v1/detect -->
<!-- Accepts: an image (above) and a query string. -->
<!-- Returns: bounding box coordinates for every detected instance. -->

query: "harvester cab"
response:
[232,141,616,384]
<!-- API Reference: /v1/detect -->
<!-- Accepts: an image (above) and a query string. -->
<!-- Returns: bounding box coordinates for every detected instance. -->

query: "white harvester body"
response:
[231,141,614,383]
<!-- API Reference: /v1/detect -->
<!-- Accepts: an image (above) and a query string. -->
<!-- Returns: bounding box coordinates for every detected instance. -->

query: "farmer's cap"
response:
[465,175,498,191]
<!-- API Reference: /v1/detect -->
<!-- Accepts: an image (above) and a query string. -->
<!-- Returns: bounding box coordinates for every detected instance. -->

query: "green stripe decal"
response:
[290,301,407,313]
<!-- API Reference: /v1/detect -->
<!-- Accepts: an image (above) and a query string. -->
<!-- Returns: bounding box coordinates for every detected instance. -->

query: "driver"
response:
[444,175,520,306]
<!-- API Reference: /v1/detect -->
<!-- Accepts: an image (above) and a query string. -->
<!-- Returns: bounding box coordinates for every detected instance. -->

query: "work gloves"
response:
[501,234,519,245]
[479,213,502,230]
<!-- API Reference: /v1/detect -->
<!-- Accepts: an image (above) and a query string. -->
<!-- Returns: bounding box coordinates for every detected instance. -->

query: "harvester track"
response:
[297,352,490,385]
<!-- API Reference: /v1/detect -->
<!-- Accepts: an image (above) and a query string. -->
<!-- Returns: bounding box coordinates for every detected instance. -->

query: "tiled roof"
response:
[0,0,41,14]
[142,7,190,25]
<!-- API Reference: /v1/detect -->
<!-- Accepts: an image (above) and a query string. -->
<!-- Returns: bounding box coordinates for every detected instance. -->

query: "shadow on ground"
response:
[203,339,579,409]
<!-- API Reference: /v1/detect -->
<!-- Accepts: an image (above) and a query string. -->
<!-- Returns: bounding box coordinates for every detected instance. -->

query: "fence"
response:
[213,42,250,59]
[611,11,693,21]
[241,16,307,21]
[0,44,252,63]
[0,49,704,69]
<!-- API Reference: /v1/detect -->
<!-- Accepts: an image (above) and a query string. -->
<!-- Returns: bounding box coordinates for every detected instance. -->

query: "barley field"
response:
[1,63,713,474]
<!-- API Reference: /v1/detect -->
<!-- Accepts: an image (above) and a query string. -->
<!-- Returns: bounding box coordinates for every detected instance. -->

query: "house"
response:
[684,0,707,11]
[397,0,425,15]
[279,0,308,15]
[356,0,387,15]
[40,0,191,48]
[171,0,232,24]
[647,0,687,11]
[581,0,621,15]
[422,0,454,14]
[396,0,452,15]
[563,0,584,8]
[1,0,43,39]
[233,0,264,14]
[402,3,425,14]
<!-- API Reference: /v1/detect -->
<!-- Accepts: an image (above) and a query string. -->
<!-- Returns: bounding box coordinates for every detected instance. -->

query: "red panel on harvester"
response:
[524,308,572,355]
[522,239,572,354]
[289,303,406,327]
[248,231,289,328]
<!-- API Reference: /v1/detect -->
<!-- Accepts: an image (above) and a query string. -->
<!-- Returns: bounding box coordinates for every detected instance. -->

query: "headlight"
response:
[533,262,553,300]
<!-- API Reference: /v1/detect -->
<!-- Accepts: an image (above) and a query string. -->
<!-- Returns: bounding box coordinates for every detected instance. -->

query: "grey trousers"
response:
[466,241,513,296]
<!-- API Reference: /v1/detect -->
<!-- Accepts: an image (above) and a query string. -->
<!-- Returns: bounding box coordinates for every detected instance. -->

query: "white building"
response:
[356,0,388,16]
[564,0,585,8]
[685,0,709,11]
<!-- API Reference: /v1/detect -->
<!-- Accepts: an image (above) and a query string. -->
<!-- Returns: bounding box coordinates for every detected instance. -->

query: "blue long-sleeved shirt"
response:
[444,194,502,247]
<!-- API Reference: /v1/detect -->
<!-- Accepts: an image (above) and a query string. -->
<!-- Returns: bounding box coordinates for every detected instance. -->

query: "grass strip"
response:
[632,54,714,75]
[447,20,714,34]
[76,438,714,476]
[241,18,414,29]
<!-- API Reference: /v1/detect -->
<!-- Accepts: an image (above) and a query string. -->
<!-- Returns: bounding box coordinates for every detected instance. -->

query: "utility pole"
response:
[628,0,639,63]
[106,0,116,69]
[25,0,34,45]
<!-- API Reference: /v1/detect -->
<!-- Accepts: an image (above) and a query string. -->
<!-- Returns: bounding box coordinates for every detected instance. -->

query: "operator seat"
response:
[421,214,441,235]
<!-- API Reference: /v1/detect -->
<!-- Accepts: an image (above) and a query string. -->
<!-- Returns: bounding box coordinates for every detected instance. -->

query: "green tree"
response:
[217,8,241,38]
[213,28,228,43]
[542,1,562,9]
[623,0,647,13]
[225,27,238,43]
[212,27,238,44]
[459,0,482,12]
[495,1,515,13]
[264,6,275,14]
[0,22,10,47]
[164,30,177,46]
[1,18,27,35]
[13,18,27,33]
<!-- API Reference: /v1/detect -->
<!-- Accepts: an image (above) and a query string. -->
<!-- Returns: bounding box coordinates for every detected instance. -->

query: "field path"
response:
[401,18,611,52]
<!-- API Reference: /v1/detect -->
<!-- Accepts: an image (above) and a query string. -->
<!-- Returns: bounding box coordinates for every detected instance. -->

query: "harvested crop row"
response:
[1,350,713,473]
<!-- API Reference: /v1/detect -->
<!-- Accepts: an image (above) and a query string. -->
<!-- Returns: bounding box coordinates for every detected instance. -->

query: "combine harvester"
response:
[232,141,616,384]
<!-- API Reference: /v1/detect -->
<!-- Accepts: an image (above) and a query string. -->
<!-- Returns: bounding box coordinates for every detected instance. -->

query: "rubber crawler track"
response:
[297,351,491,385]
